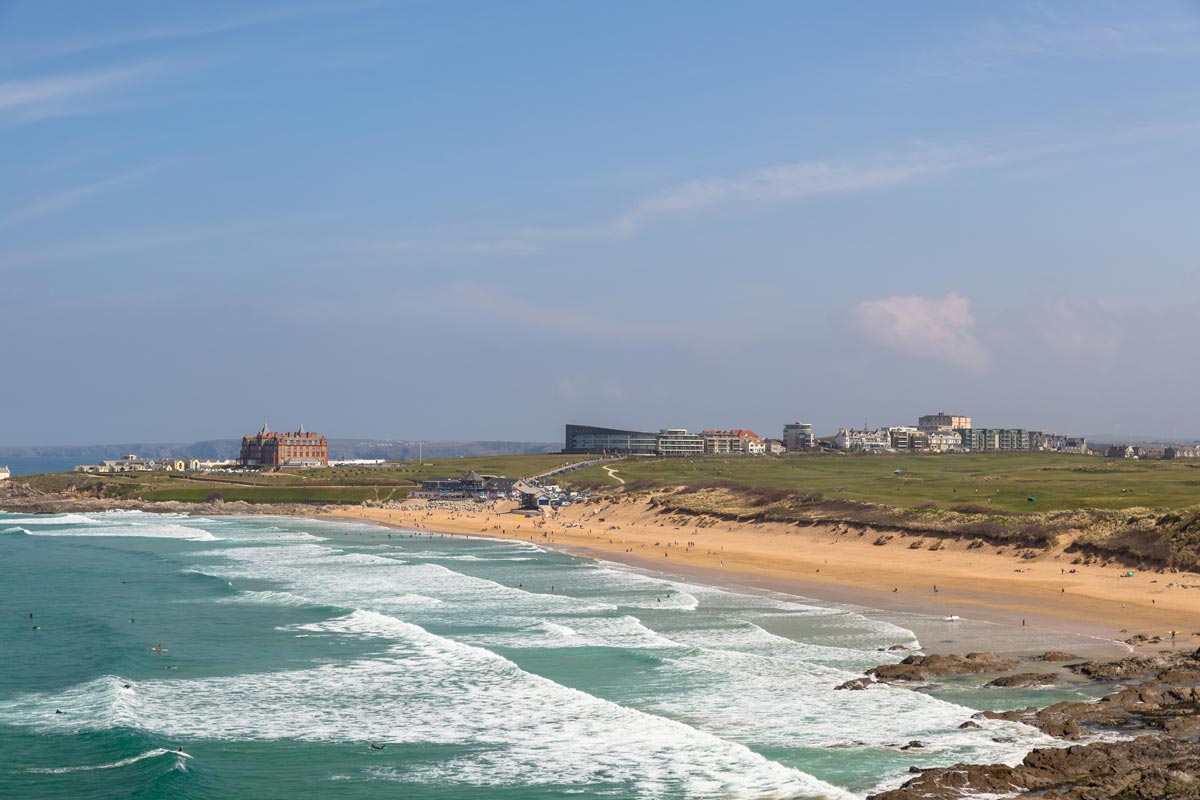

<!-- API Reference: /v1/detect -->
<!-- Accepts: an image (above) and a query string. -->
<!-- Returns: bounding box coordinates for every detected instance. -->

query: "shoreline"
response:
[322,498,1200,655]
[4,495,1194,655]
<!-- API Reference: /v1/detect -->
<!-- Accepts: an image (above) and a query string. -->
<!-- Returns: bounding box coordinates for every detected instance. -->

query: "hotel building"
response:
[240,423,329,467]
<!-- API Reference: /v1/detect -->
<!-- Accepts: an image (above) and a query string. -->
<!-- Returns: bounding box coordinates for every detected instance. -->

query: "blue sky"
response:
[2,1,1199,445]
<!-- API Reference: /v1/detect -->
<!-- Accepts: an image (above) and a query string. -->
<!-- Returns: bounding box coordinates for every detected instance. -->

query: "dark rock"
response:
[1068,654,1174,681]
[899,740,924,750]
[1030,650,1081,662]
[869,737,1200,800]
[870,652,1019,682]
[834,677,875,691]
[985,672,1058,688]
[957,720,982,729]
[1125,633,1163,646]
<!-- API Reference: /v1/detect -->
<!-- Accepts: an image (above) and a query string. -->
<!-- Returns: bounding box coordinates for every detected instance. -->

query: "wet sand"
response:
[325,498,1200,654]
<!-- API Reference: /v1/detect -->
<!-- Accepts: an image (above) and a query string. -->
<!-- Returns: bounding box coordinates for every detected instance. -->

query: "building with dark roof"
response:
[240,423,328,467]
[564,424,659,455]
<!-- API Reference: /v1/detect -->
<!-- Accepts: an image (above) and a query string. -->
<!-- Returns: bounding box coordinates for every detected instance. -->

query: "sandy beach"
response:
[326,497,1200,648]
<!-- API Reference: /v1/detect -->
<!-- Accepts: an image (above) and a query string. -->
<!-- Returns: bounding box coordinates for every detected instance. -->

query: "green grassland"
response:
[555,453,1200,569]
[14,454,592,505]
[564,453,1200,513]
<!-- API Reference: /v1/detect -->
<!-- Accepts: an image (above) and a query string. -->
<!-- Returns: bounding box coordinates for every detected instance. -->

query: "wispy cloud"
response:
[971,14,1200,60]
[367,110,1200,260]
[366,148,982,256]
[6,2,393,62]
[908,10,1200,83]
[409,281,684,342]
[1,161,170,228]
[0,63,160,124]
[853,292,989,372]
[363,237,543,257]
[1034,302,1124,364]
[0,218,297,271]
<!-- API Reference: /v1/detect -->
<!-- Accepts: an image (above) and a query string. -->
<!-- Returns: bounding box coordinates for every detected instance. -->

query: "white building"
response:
[188,459,239,471]
[927,431,964,452]
[75,454,186,473]
[656,428,705,457]
[834,428,891,453]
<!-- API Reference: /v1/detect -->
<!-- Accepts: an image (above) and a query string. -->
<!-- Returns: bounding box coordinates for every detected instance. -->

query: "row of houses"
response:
[1107,445,1200,460]
[74,454,239,474]
[566,412,1088,457]
[832,426,1087,454]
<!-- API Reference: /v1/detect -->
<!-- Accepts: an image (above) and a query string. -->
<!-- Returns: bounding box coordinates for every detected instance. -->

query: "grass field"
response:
[14,454,592,505]
[564,453,1200,513]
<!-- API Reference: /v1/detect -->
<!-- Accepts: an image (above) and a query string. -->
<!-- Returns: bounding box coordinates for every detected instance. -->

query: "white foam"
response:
[10,515,1053,795]
[640,636,1058,767]
[0,514,94,525]
[0,611,855,799]
[24,523,221,542]
[28,748,189,773]
[219,590,318,607]
[540,621,578,637]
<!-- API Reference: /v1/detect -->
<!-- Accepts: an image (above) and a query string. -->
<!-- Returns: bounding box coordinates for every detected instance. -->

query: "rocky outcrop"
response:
[978,704,1082,739]
[873,648,1200,798]
[1030,650,1082,662]
[1067,649,1199,681]
[869,736,1200,800]
[834,677,876,691]
[984,672,1058,688]
[869,652,1018,682]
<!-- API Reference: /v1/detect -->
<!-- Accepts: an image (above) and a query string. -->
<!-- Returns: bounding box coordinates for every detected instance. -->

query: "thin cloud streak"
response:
[365,114,1200,259]
[363,238,543,257]
[367,148,986,257]
[0,219,302,272]
[905,10,1200,84]
[5,2,395,62]
[407,281,686,342]
[0,63,160,124]
[1,161,171,228]
[972,15,1200,59]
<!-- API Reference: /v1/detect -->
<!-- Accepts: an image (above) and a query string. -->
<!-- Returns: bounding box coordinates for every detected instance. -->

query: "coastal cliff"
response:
[868,647,1200,799]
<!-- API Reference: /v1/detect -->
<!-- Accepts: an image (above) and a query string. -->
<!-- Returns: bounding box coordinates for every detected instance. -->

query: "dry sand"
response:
[326,497,1200,648]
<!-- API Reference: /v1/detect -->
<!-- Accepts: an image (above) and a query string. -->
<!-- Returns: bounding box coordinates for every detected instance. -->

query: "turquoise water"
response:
[0,512,1088,799]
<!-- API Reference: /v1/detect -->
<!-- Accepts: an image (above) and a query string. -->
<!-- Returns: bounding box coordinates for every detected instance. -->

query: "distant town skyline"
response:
[3,2,1199,445]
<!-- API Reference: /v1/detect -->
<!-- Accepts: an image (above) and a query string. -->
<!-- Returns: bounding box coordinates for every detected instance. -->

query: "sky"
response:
[2,1,1199,446]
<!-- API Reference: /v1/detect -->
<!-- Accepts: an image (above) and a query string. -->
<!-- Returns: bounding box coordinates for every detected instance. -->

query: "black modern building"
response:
[563,424,659,455]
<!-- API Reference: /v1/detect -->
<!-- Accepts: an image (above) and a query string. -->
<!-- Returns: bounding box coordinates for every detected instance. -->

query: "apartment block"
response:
[918,412,972,432]
[783,422,816,451]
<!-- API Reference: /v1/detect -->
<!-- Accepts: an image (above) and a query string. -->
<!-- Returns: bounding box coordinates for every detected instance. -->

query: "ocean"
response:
[1,457,83,477]
[0,512,1115,799]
